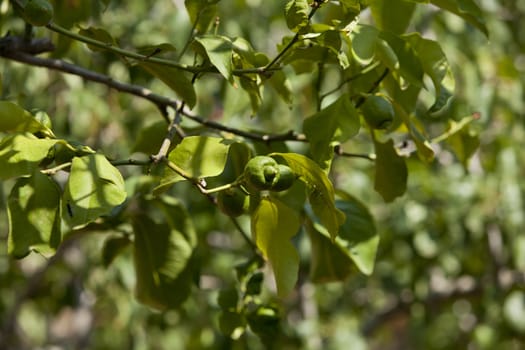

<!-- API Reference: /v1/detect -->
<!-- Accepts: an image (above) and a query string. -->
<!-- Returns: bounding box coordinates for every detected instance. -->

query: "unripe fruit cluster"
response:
[243,156,295,192]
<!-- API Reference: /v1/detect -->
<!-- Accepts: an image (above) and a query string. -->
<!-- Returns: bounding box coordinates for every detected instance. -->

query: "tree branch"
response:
[0,41,305,143]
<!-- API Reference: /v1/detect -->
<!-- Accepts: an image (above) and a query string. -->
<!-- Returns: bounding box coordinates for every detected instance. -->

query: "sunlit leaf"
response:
[374,138,408,202]
[251,197,301,297]
[0,133,58,180]
[0,101,54,137]
[156,136,233,192]
[8,171,62,258]
[194,35,234,84]
[272,153,345,240]
[63,154,127,228]
[303,94,360,170]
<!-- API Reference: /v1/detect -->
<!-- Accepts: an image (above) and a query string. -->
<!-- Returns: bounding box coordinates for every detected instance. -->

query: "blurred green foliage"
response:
[1,0,524,349]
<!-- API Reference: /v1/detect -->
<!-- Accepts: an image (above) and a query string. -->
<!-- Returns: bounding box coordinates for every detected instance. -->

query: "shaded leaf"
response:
[102,235,131,267]
[8,171,61,258]
[138,61,197,109]
[307,192,379,280]
[306,218,353,282]
[251,197,301,297]
[350,24,379,65]
[0,133,58,180]
[404,33,455,112]
[63,154,127,228]
[272,153,345,240]
[369,0,416,34]
[380,31,424,89]
[133,214,196,310]
[0,101,54,137]
[194,35,234,84]
[303,94,360,170]
[374,139,408,202]
[185,0,219,34]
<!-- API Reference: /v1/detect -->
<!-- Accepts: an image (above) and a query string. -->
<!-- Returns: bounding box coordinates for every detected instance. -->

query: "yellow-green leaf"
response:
[271,153,345,240]
[251,197,301,297]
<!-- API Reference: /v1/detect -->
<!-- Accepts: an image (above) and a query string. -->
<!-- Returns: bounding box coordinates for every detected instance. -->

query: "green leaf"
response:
[393,102,435,162]
[380,31,424,89]
[185,0,219,34]
[267,70,293,105]
[430,0,488,36]
[102,235,131,267]
[138,61,197,109]
[133,213,197,310]
[156,136,233,192]
[306,218,353,282]
[8,171,61,258]
[271,153,345,240]
[251,197,301,297]
[303,94,360,170]
[374,139,408,202]
[369,0,416,34]
[0,101,55,137]
[0,133,58,180]
[78,26,115,51]
[63,154,127,228]
[194,35,234,84]
[285,0,310,33]
[334,193,379,275]
[307,192,379,280]
[403,33,455,112]
[350,24,379,65]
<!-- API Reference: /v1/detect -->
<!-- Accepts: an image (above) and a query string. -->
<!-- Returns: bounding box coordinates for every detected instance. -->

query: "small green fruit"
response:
[269,164,295,192]
[244,156,279,191]
[217,188,247,217]
[23,0,54,27]
[360,95,395,129]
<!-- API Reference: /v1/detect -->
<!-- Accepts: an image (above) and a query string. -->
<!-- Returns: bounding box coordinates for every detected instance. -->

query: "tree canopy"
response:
[1,0,524,349]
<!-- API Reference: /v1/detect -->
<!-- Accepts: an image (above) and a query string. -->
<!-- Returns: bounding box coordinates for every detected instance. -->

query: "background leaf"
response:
[251,197,301,297]
[138,62,197,108]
